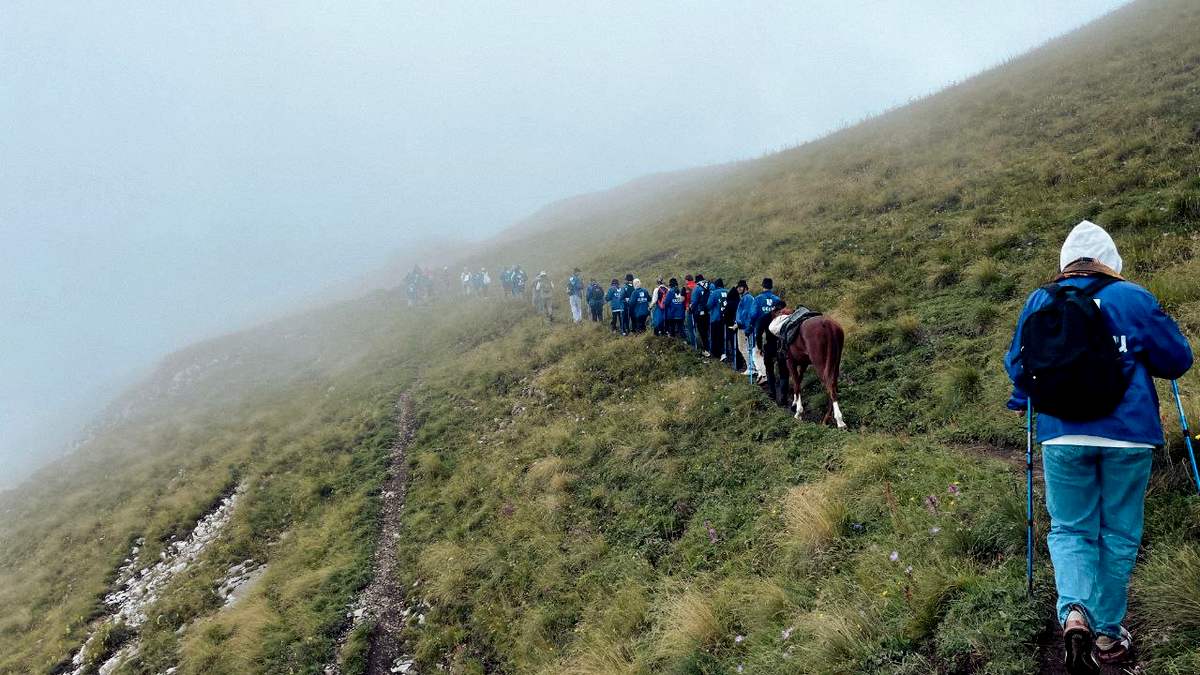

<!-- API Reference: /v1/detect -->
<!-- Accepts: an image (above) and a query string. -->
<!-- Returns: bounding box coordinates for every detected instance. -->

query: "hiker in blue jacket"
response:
[664,278,686,338]
[650,277,668,336]
[748,276,787,391]
[605,279,625,334]
[566,268,584,324]
[619,274,636,335]
[707,278,730,361]
[751,278,787,401]
[1005,220,1192,670]
[586,279,605,322]
[628,278,652,333]
[736,280,758,375]
[690,274,712,355]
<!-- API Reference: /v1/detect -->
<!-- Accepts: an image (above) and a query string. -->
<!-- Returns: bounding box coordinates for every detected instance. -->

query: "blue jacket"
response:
[689,282,711,317]
[707,286,729,318]
[750,291,783,334]
[620,283,635,311]
[586,283,605,306]
[664,288,686,319]
[566,275,583,297]
[1005,276,1192,445]
[605,285,624,312]
[629,287,652,318]
[736,292,756,332]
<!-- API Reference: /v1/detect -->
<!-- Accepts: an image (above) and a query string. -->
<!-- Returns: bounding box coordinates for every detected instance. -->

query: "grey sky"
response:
[0,0,1128,486]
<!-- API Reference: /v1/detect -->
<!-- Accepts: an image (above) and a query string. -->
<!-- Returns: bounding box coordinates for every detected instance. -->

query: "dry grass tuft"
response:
[1132,543,1200,635]
[553,639,644,675]
[781,476,849,554]
[654,589,725,662]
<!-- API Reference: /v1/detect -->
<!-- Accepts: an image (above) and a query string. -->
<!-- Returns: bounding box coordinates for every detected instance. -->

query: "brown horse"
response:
[768,308,847,428]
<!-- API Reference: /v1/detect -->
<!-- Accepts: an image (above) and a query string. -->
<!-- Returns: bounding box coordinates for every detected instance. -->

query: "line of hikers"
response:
[408,219,1193,673]
[561,221,1196,672]
[556,269,794,400]
[403,264,536,305]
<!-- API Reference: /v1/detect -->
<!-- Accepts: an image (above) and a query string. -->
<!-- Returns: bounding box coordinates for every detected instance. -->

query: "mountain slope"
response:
[4,0,1200,673]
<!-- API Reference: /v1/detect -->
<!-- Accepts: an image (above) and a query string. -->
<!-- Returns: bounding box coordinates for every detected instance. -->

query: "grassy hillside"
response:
[4,0,1200,673]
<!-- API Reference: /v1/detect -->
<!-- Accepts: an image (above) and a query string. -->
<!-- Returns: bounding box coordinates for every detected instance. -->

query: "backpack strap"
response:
[1040,276,1120,299]
[1078,275,1121,298]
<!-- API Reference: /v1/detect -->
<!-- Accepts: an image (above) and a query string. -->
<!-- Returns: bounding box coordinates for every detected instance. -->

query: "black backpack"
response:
[1016,277,1129,421]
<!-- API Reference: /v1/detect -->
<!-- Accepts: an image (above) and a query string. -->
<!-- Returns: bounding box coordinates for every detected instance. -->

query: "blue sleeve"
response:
[689,287,701,312]
[1132,288,1193,380]
[1004,290,1044,410]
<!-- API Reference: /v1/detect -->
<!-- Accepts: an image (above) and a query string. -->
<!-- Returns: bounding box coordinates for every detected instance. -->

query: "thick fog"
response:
[0,0,1127,488]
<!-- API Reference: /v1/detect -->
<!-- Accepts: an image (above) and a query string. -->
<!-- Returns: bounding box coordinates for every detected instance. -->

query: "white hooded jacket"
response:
[1060,220,1123,273]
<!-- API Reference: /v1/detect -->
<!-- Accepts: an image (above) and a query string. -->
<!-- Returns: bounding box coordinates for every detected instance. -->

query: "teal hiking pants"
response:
[1042,444,1153,638]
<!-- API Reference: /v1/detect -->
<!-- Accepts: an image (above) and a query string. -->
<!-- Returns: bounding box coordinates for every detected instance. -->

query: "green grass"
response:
[5,0,1200,672]
[386,326,1049,672]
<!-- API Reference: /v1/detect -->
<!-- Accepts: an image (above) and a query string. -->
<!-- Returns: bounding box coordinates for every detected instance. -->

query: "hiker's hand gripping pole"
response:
[1170,380,1200,495]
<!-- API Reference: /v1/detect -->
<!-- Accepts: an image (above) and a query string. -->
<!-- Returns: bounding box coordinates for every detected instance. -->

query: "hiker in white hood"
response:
[1005,220,1192,671]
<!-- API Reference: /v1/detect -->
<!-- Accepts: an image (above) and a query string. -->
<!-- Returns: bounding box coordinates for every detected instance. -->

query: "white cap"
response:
[1060,220,1122,273]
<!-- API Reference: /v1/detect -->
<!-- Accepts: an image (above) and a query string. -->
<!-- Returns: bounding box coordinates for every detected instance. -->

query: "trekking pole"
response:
[1170,380,1200,494]
[747,335,756,385]
[1025,404,1035,597]
[730,330,737,372]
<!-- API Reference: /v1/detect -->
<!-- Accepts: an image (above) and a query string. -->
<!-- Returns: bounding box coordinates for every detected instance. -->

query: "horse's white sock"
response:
[833,401,846,429]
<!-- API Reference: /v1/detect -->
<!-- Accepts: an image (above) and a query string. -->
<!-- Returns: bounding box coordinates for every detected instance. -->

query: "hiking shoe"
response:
[1095,626,1133,665]
[702,351,711,357]
[1063,606,1100,675]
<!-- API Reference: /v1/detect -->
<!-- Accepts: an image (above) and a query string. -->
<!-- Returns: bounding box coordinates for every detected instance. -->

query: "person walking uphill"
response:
[619,274,636,335]
[682,274,696,345]
[651,278,669,336]
[707,279,729,361]
[586,279,605,322]
[723,280,748,370]
[606,279,626,335]
[1005,220,1192,673]
[690,275,712,354]
[533,271,555,321]
[566,268,584,324]
[628,279,652,333]
[664,278,686,338]
[751,278,786,401]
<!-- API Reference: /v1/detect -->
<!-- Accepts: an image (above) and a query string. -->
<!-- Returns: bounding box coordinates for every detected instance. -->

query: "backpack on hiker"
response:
[1014,277,1129,420]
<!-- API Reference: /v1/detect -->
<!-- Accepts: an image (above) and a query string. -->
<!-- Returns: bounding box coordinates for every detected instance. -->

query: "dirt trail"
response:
[328,394,420,675]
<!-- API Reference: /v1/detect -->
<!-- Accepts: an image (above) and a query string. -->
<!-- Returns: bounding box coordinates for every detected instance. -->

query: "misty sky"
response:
[1,0,1128,486]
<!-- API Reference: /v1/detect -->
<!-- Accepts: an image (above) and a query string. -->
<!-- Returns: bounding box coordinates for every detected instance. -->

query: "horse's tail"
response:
[821,318,845,400]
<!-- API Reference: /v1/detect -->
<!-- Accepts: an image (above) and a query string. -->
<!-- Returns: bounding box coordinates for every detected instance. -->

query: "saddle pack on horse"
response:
[769,306,822,347]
